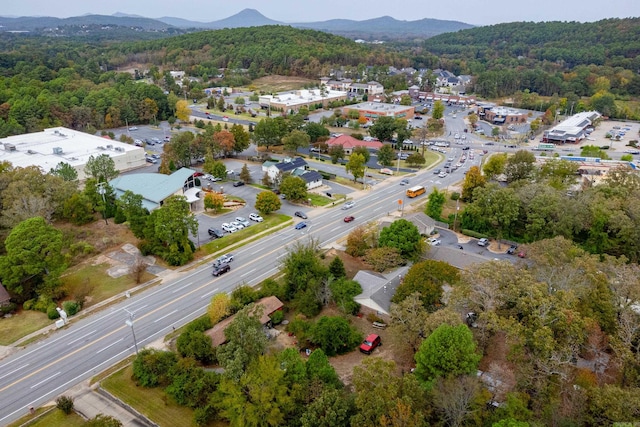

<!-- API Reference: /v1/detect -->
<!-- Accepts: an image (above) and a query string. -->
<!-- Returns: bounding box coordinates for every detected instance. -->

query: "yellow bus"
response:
[406,185,426,198]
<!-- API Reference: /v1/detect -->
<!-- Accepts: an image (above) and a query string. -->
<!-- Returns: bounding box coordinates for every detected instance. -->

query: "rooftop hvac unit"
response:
[114,147,124,152]
[27,150,36,154]
[97,146,106,150]
[4,143,16,152]
[106,145,113,149]
[52,147,63,155]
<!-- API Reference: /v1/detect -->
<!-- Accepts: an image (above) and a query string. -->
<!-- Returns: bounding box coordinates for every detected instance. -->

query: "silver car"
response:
[235,217,250,227]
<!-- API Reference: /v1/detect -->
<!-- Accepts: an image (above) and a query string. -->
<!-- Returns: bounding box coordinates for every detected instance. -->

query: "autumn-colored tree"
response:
[204,192,225,213]
[175,99,191,122]
[208,293,231,325]
[214,130,235,156]
[255,190,281,215]
[462,166,486,202]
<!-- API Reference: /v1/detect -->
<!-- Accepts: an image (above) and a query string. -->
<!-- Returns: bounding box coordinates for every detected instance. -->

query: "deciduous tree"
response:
[255,190,281,215]
[378,218,423,261]
[345,152,366,183]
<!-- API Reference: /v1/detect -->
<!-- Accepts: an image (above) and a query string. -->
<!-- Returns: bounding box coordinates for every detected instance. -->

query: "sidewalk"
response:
[67,381,156,426]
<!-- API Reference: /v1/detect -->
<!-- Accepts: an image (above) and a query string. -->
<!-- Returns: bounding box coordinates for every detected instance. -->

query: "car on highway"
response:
[400,179,410,186]
[235,217,250,227]
[221,223,238,233]
[295,222,307,230]
[428,238,441,246]
[342,201,355,210]
[344,216,355,223]
[208,228,224,239]
[438,172,448,178]
[232,181,245,187]
[212,263,231,276]
[433,169,441,175]
[215,254,234,264]
[294,211,308,219]
[249,213,264,222]
[478,238,489,247]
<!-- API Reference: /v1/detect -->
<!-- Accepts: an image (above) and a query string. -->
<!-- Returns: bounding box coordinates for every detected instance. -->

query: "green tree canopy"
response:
[84,154,119,182]
[279,175,308,202]
[378,218,423,261]
[377,144,396,167]
[345,152,366,183]
[255,190,281,215]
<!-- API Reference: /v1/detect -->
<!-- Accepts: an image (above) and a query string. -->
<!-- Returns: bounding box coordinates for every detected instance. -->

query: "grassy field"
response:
[0,310,52,346]
[7,407,85,427]
[101,365,197,427]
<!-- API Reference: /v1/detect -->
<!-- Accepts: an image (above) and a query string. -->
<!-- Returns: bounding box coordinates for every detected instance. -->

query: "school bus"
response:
[406,185,426,198]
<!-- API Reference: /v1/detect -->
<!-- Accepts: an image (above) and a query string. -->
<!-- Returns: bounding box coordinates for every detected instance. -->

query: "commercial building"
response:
[325,134,383,155]
[342,102,415,122]
[319,77,384,97]
[0,127,146,180]
[478,105,528,125]
[543,111,602,144]
[259,88,347,113]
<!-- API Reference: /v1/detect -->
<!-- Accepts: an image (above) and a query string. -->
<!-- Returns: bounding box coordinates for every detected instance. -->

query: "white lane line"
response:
[373,206,382,211]
[250,248,263,255]
[0,364,29,381]
[68,330,96,345]
[96,339,123,354]
[199,288,219,299]
[331,226,340,232]
[30,372,60,389]
[171,282,194,294]
[153,309,178,323]
[240,268,256,278]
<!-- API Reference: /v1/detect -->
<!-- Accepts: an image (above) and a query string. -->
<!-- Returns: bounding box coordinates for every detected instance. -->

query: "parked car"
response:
[294,211,308,219]
[507,244,518,255]
[208,228,224,239]
[230,221,244,230]
[249,213,264,222]
[518,251,527,258]
[221,223,238,233]
[134,139,143,146]
[359,334,381,354]
[235,217,250,227]
[212,263,231,276]
[145,157,157,164]
[428,238,441,246]
[342,201,355,210]
[215,254,234,265]
[128,126,138,131]
[477,238,489,247]
[343,216,355,223]
[295,222,307,230]
[233,181,245,187]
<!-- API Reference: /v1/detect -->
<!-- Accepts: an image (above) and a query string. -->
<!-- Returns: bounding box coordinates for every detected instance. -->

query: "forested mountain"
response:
[415,18,640,102]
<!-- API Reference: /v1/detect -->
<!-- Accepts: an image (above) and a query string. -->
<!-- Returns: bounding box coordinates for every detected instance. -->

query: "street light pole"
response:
[124,309,139,355]
[97,182,108,225]
[397,146,402,174]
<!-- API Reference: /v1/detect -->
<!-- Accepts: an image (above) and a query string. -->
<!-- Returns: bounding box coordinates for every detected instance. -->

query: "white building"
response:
[0,127,146,180]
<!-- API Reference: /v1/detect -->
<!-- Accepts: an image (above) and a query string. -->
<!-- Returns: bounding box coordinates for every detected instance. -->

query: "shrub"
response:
[62,300,81,316]
[47,304,61,320]
[34,295,55,313]
[461,229,488,239]
[186,315,212,333]
[176,330,216,364]
[366,312,384,324]
[23,299,35,311]
[56,395,74,414]
[450,192,460,201]
[270,309,284,325]
[132,349,178,388]
[0,302,16,315]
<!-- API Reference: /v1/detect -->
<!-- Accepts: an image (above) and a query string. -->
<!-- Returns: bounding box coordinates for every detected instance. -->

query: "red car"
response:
[343,216,355,223]
[359,334,381,354]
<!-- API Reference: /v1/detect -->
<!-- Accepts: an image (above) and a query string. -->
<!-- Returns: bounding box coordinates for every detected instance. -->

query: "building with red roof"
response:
[326,134,383,155]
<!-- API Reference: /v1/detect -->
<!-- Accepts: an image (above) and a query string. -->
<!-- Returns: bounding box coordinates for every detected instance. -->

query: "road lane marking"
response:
[153,310,178,323]
[30,372,60,389]
[240,268,256,278]
[0,364,29,381]
[96,339,123,354]
[199,288,219,299]
[171,282,194,294]
[67,330,96,345]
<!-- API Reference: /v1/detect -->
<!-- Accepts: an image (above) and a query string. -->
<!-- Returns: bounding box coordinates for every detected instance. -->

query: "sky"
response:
[1,0,637,27]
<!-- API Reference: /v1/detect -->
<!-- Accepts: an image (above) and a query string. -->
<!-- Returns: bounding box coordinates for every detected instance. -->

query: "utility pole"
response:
[124,309,139,355]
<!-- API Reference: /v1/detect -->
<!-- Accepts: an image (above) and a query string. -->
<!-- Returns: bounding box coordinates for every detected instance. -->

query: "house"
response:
[205,296,284,347]
[293,169,323,190]
[0,284,11,307]
[263,157,308,182]
[325,134,383,155]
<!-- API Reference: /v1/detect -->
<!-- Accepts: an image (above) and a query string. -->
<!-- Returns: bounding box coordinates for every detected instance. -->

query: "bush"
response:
[22,299,35,311]
[47,304,61,320]
[56,395,74,414]
[450,192,460,201]
[366,312,385,324]
[176,330,216,364]
[34,296,55,313]
[132,349,178,388]
[185,315,212,333]
[0,302,16,315]
[461,229,488,239]
[62,300,81,316]
[270,309,284,325]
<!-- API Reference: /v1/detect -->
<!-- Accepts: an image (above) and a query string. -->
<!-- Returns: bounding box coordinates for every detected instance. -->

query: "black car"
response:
[294,211,308,219]
[507,244,518,255]
[462,146,470,151]
[208,228,224,239]
[212,263,231,276]
[232,181,245,187]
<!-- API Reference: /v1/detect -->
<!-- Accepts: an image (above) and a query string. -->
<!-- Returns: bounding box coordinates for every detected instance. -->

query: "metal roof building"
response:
[0,127,146,180]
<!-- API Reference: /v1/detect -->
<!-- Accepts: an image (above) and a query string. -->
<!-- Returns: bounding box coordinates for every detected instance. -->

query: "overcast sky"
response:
[2,0,637,26]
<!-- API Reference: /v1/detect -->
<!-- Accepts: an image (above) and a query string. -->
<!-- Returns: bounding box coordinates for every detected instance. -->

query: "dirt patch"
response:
[250,75,317,92]
[323,248,371,279]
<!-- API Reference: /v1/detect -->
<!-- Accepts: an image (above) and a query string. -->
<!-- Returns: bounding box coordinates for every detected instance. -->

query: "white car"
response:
[230,221,244,230]
[438,172,448,178]
[428,238,441,246]
[235,217,250,227]
[221,223,238,233]
[249,213,264,222]
[215,253,234,264]
[342,201,355,210]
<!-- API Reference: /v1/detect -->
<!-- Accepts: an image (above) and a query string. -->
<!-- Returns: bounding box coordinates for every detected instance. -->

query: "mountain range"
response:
[0,8,474,40]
